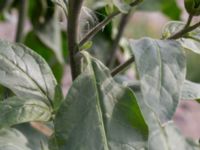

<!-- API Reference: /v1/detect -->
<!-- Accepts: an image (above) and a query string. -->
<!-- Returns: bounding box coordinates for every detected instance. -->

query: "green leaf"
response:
[181,80,200,101]
[53,85,64,112]
[129,38,186,122]
[0,97,52,128]
[131,86,200,150]
[139,0,181,19]
[35,9,64,64]
[24,31,64,83]
[0,40,57,105]
[15,123,49,150]
[149,122,200,150]
[162,21,200,54]
[48,134,59,150]
[53,51,148,150]
[0,128,32,150]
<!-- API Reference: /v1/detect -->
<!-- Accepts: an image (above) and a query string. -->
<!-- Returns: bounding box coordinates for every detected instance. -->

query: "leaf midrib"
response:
[90,62,110,150]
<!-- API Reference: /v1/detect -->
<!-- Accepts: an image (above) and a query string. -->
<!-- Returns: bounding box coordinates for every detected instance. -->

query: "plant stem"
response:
[107,11,132,68]
[111,56,135,76]
[67,0,84,80]
[15,0,28,42]
[79,0,142,47]
[168,21,200,40]
[184,14,193,29]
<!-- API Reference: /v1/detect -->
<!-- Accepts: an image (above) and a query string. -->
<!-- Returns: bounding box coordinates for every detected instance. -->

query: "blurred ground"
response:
[0,0,200,140]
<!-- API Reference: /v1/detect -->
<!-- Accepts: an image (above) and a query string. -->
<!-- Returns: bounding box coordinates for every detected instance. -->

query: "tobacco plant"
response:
[0,0,200,149]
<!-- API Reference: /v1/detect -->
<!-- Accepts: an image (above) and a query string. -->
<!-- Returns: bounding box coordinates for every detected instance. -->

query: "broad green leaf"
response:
[24,31,64,83]
[53,51,148,150]
[0,40,57,105]
[148,122,200,150]
[181,80,200,100]
[162,21,200,54]
[0,128,32,150]
[139,0,181,20]
[131,86,200,150]
[15,123,49,150]
[0,97,52,128]
[129,38,186,122]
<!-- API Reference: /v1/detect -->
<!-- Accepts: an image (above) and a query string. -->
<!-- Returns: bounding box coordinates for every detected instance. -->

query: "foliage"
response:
[0,0,200,150]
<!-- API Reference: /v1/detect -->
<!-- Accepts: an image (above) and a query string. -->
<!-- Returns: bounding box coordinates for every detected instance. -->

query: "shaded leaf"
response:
[53,51,148,150]
[15,123,49,150]
[0,40,57,105]
[129,38,186,122]
[0,97,52,128]
[162,21,200,54]
[0,128,32,150]
[36,9,64,64]
[24,31,64,83]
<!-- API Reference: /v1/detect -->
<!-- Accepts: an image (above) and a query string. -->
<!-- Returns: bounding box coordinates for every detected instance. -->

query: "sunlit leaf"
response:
[0,40,57,105]
[129,38,186,122]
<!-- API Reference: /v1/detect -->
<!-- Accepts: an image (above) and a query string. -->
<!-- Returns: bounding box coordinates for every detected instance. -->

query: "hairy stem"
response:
[111,56,135,76]
[67,0,84,80]
[15,0,28,42]
[168,21,200,40]
[107,11,132,68]
[79,0,142,47]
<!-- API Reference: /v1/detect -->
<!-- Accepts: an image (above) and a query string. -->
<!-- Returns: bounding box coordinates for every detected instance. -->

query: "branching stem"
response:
[107,11,132,68]
[111,56,134,76]
[79,0,142,47]
[168,21,200,40]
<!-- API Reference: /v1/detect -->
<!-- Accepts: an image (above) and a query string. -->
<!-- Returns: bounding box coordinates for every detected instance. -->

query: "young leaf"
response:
[0,128,32,150]
[0,40,57,105]
[162,21,200,54]
[0,97,52,128]
[129,38,186,122]
[52,51,148,150]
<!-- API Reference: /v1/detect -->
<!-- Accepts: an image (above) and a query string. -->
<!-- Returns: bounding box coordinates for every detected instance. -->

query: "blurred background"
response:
[0,0,200,141]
